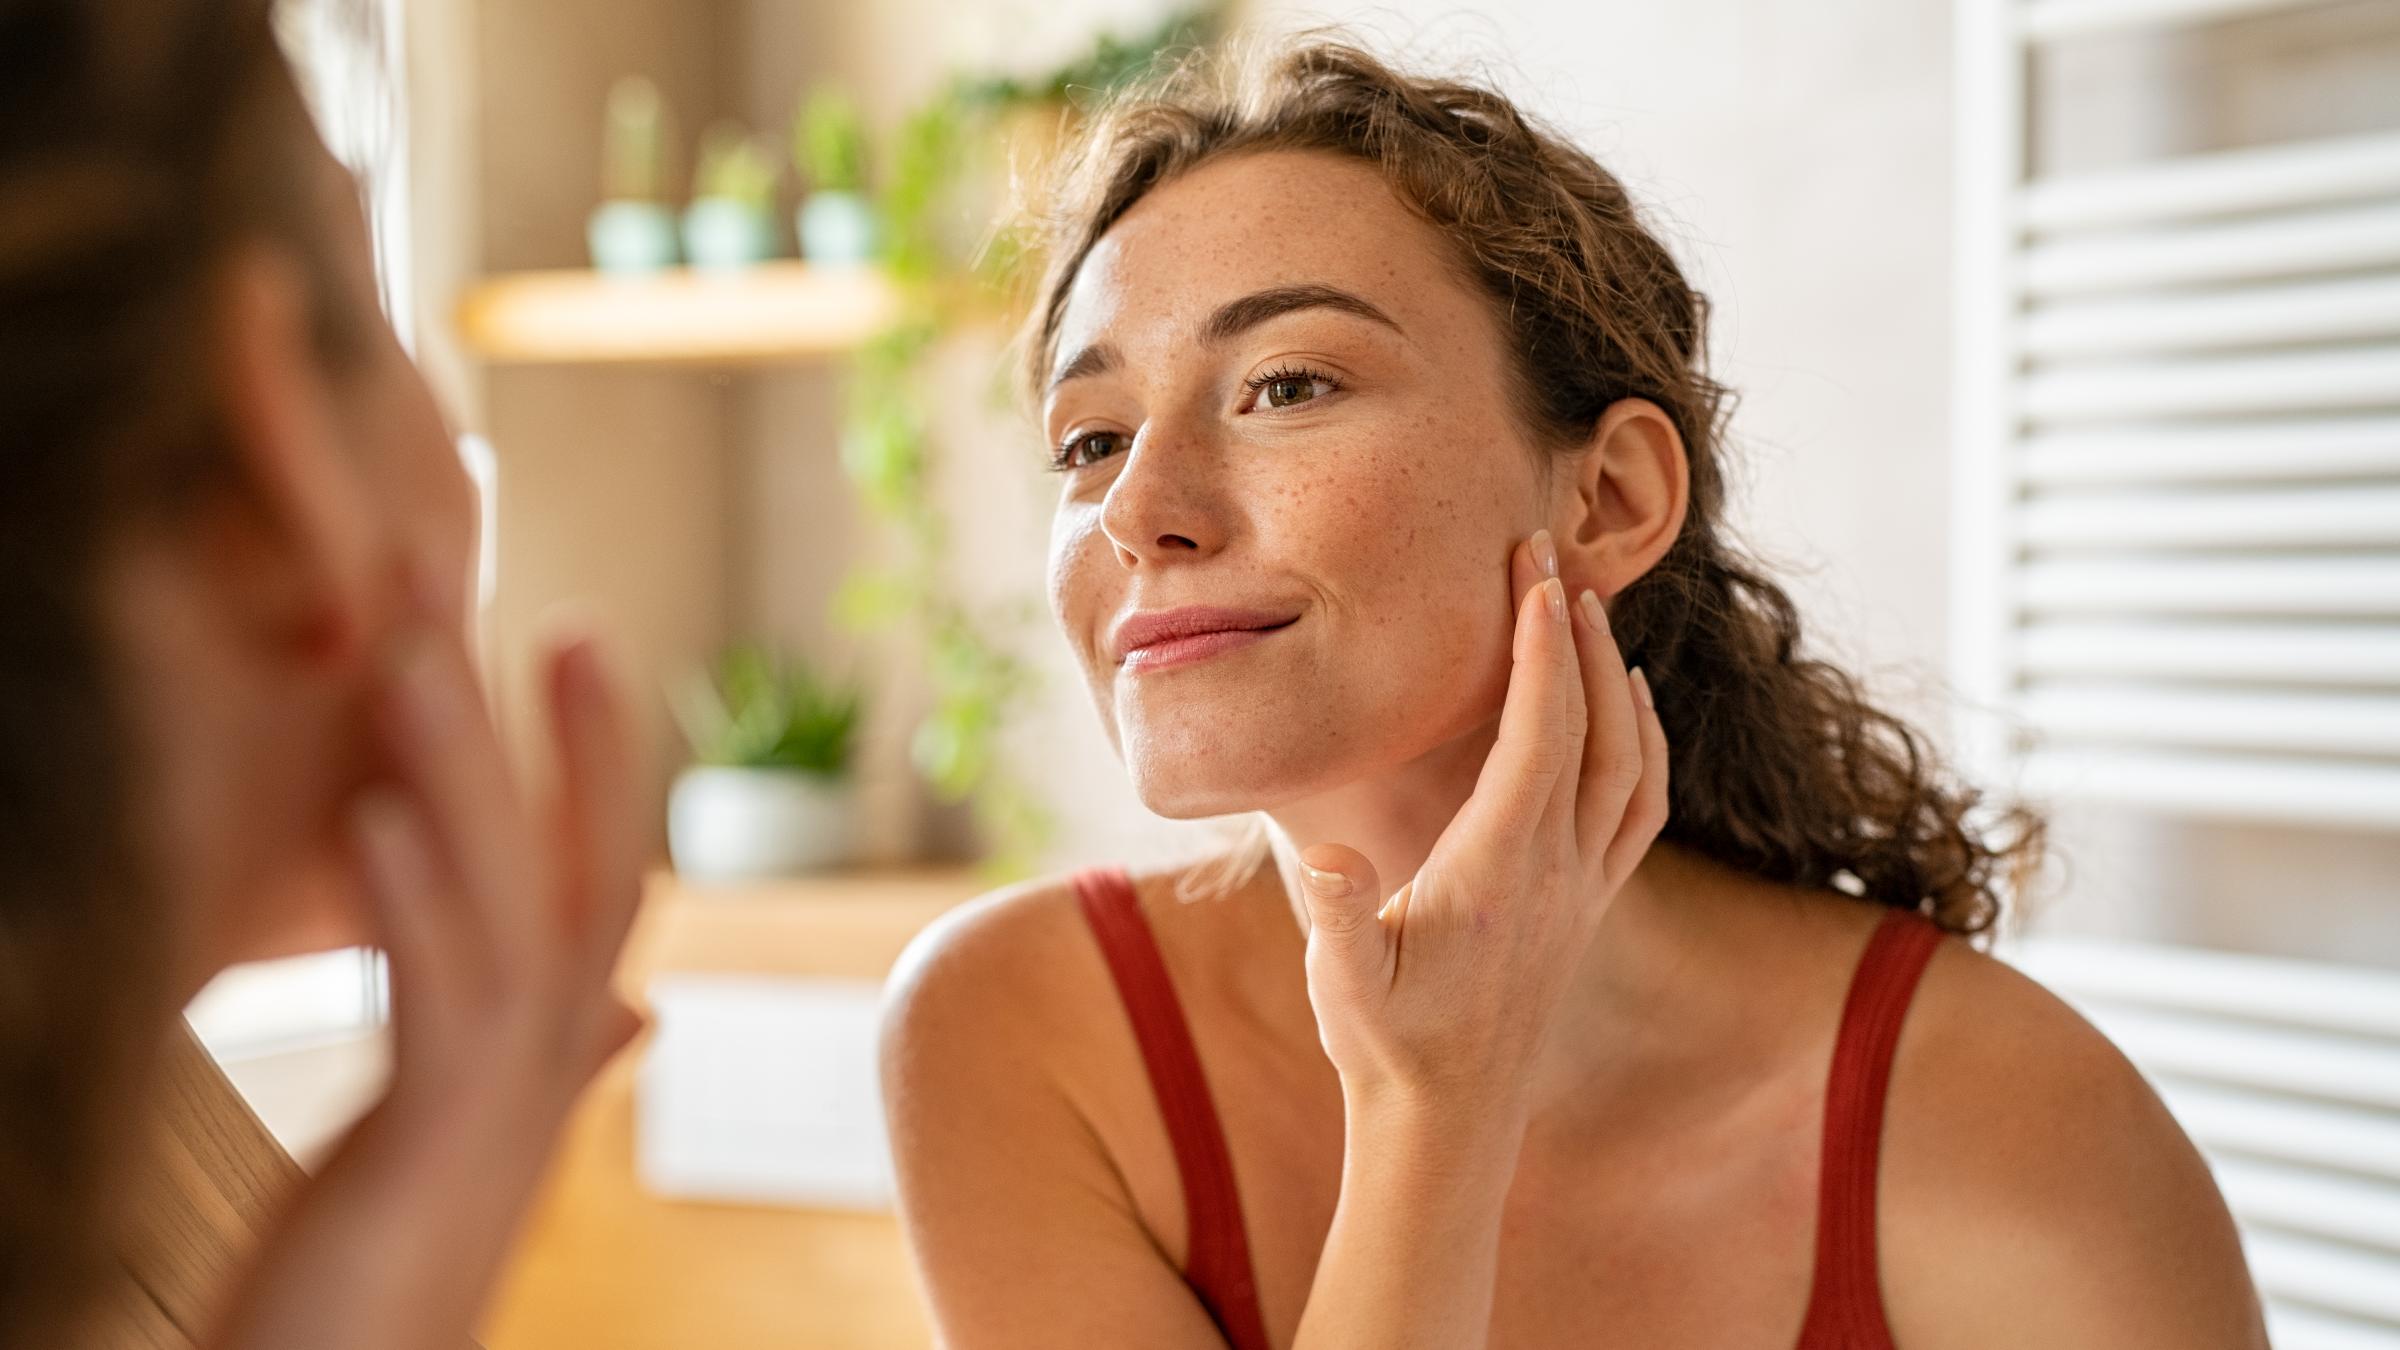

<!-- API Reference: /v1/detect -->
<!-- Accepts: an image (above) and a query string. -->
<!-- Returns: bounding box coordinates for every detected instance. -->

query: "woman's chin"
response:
[1112,685,1504,824]
[1120,733,1357,821]
[1128,775,1270,821]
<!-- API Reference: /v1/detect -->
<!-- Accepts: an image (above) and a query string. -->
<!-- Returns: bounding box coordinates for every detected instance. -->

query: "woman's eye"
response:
[1244,367,1339,412]
[1052,430,1123,471]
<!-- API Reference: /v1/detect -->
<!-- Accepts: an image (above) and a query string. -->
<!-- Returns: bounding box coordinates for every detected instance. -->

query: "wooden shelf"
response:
[457,261,900,366]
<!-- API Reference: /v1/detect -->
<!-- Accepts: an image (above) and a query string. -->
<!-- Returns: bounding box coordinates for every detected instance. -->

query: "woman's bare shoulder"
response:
[1886,933,2190,1183]
[877,871,1132,1187]
[1878,933,2266,1347]
[876,862,1226,1262]
[879,861,1226,1067]
[883,872,1101,1053]
[875,865,1247,1345]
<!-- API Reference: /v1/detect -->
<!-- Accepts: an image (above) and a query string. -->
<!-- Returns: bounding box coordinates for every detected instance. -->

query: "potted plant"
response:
[793,86,879,266]
[668,644,863,881]
[587,76,679,273]
[682,121,780,272]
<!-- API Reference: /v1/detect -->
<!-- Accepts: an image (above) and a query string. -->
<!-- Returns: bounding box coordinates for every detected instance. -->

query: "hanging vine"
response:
[830,8,1223,878]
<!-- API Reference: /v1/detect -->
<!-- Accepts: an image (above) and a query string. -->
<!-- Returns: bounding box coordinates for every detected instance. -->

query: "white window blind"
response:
[1953,0,2400,832]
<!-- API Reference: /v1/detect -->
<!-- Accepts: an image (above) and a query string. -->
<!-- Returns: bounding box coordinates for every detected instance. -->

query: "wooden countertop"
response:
[478,868,982,1350]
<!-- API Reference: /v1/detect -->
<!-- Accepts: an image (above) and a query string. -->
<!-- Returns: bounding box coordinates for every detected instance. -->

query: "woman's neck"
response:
[1260,716,1498,919]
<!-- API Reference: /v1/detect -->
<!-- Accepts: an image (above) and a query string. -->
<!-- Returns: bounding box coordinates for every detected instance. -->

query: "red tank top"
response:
[1072,865,1945,1350]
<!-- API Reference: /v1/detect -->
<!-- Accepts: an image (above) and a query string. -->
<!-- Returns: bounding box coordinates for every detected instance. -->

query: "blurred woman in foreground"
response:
[1,0,645,1344]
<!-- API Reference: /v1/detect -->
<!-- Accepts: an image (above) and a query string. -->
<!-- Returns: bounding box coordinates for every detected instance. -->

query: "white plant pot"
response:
[587,199,679,273]
[680,197,778,272]
[668,766,856,882]
[797,190,878,266]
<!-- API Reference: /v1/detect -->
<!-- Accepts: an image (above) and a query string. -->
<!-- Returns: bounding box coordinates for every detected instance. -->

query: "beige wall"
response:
[421,0,744,856]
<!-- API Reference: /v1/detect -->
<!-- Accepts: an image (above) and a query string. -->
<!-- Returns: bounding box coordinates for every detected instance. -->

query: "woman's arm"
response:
[1291,1090,1528,1350]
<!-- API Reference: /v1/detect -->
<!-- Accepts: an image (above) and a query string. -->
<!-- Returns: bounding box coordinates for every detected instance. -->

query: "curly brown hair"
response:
[1019,36,2045,937]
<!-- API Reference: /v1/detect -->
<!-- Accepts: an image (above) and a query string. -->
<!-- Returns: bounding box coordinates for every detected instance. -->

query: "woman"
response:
[881,39,2267,1349]
[1,1,644,1345]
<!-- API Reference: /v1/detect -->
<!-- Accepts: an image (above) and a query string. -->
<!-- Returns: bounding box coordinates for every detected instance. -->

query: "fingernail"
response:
[1530,530,1559,580]
[1630,665,1655,709]
[1543,576,1567,625]
[1301,863,1353,897]
[1578,588,1607,634]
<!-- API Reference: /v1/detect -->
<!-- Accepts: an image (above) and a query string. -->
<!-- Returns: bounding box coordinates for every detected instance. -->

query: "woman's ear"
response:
[1555,397,1690,600]
[200,242,381,669]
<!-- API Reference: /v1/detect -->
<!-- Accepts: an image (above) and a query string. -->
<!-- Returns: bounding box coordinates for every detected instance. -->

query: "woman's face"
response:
[148,134,477,972]
[262,142,479,951]
[1044,149,1551,817]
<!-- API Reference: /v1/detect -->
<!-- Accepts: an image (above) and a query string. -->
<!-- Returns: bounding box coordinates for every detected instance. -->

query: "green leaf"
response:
[679,643,862,775]
[692,120,779,207]
[838,403,922,513]
[794,85,870,192]
[603,76,668,202]
[832,570,912,631]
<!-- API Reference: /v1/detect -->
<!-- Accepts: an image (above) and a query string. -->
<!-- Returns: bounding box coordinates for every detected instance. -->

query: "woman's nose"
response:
[1098,427,1229,568]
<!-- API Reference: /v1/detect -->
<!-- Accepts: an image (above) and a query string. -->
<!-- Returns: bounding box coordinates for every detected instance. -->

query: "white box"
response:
[634,974,893,1210]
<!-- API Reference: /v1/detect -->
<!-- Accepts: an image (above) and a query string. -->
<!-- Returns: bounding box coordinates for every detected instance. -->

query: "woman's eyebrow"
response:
[1047,284,1403,394]
[1049,341,1119,393]
[1201,284,1401,345]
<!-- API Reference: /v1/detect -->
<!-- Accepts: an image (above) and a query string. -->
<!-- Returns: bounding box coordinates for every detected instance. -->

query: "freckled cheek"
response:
[1046,511,1117,667]
[1255,431,1507,625]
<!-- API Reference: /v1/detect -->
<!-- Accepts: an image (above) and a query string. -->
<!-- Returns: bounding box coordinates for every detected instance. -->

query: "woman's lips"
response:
[1111,606,1300,674]
[1122,623,1290,673]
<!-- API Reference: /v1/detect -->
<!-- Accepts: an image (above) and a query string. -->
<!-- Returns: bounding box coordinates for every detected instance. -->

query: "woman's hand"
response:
[205,561,647,1350]
[1285,530,1669,1350]
[351,575,647,1149]
[1295,529,1670,1119]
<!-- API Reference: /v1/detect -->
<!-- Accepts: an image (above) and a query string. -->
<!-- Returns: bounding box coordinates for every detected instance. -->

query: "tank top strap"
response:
[1071,866,1272,1350]
[1795,906,1945,1350]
